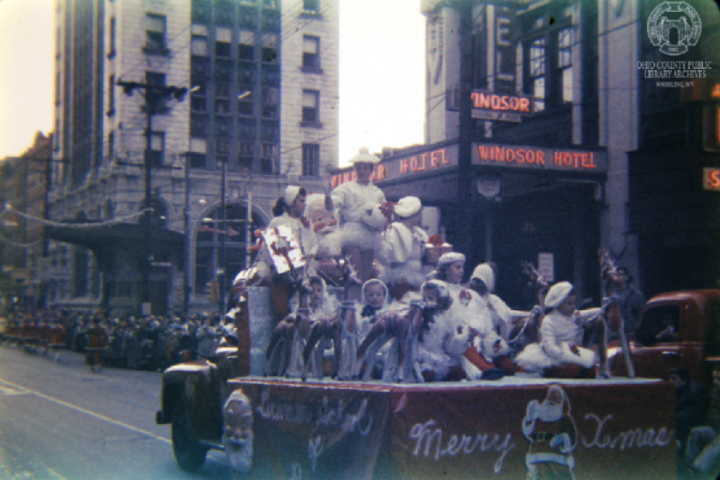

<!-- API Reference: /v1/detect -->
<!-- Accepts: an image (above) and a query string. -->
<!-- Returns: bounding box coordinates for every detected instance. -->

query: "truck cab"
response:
[610,289,720,389]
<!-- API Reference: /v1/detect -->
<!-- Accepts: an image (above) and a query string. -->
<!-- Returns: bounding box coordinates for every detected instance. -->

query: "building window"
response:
[191,24,208,56]
[190,137,207,168]
[261,87,278,118]
[190,82,207,111]
[238,30,254,60]
[146,71,166,86]
[108,131,115,161]
[107,74,115,116]
[238,141,253,172]
[215,82,231,114]
[108,16,116,58]
[558,27,573,104]
[260,143,277,173]
[529,37,545,111]
[238,118,256,139]
[303,0,320,14]
[302,90,320,123]
[261,34,277,62]
[302,144,320,176]
[146,131,164,166]
[216,27,232,57]
[216,138,230,166]
[302,35,320,71]
[145,14,167,53]
[238,85,254,115]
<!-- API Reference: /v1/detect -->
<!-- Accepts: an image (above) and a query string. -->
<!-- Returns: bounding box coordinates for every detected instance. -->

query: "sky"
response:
[0,0,426,167]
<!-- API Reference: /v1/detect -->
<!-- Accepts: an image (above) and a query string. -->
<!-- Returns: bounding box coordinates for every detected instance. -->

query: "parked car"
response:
[610,289,720,389]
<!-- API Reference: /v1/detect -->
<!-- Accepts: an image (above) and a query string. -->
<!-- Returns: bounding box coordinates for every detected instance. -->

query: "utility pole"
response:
[218,159,227,314]
[117,79,187,315]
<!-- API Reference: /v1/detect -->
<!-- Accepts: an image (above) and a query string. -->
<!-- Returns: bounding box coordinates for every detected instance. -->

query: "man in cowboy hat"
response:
[326,147,386,283]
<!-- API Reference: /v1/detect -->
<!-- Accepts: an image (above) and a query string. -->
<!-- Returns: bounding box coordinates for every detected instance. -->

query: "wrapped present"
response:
[261,224,305,275]
[425,234,452,265]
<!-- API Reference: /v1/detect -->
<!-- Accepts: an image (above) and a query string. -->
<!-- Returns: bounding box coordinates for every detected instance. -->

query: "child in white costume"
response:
[429,252,506,379]
[380,196,429,299]
[416,280,469,382]
[515,281,601,378]
[326,147,386,282]
[354,279,392,380]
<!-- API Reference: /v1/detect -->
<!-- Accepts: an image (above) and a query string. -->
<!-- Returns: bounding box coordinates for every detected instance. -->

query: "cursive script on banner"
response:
[409,419,516,473]
[581,414,673,450]
[317,397,373,436]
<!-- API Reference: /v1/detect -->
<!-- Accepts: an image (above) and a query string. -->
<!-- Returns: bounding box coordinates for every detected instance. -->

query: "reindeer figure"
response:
[506,261,550,347]
[354,297,427,383]
[599,249,636,378]
[300,257,360,381]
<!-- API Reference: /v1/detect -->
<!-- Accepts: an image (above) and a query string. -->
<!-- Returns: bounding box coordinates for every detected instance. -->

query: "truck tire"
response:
[171,402,208,471]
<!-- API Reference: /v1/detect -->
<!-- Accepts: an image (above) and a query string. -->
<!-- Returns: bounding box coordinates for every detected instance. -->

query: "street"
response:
[0,345,233,479]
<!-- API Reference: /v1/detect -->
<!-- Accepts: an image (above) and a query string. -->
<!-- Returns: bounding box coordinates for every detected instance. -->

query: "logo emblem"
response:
[647,1,702,56]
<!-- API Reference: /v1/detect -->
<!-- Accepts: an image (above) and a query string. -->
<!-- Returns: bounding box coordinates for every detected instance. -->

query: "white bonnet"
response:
[394,196,422,218]
[470,263,495,293]
[545,281,574,309]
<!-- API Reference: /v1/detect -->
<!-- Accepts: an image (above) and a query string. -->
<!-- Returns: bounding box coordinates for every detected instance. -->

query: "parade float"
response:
[154,225,714,479]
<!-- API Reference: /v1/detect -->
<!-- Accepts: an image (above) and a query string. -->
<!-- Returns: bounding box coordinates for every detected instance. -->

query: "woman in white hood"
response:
[380,196,429,299]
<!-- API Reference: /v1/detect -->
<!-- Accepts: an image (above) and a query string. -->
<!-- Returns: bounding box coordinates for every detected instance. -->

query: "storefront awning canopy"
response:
[45,221,185,257]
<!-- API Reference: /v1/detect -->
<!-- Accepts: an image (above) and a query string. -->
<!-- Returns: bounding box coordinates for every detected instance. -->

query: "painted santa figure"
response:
[515,281,602,378]
[379,195,429,300]
[522,385,578,480]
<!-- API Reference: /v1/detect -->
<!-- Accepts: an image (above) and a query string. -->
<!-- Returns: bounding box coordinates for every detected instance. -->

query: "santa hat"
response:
[470,263,495,293]
[394,196,422,218]
[284,185,302,207]
[224,389,252,411]
[348,146,380,164]
[438,252,465,268]
[544,281,574,309]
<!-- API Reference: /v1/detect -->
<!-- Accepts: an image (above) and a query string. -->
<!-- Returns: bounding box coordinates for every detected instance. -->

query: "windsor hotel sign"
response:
[331,143,606,187]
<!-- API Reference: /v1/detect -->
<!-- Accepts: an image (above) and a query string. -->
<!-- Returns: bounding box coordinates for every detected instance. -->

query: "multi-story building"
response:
[0,132,52,309]
[48,0,339,316]
[333,0,719,306]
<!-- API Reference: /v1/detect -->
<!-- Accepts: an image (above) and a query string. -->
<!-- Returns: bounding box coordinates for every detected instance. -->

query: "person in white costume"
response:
[253,185,316,322]
[353,279,392,380]
[515,281,602,378]
[430,253,505,380]
[326,147,386,282]
[415,280,469,382]
[380,196,429,300]
[468,263,522,375]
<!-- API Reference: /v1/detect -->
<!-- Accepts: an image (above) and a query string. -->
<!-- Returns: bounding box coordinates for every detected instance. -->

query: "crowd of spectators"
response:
[0,306,236,371]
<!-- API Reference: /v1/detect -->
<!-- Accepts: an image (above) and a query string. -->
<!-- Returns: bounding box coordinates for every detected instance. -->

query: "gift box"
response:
[425,235,453,264]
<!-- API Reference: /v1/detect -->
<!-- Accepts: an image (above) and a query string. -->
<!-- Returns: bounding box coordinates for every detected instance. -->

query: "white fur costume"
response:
[515,308,600,372]
[331,180,386,250]
[380,222,429,288]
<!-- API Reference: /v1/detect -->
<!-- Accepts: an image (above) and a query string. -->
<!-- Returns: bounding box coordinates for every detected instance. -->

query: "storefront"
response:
[332,140,607,307]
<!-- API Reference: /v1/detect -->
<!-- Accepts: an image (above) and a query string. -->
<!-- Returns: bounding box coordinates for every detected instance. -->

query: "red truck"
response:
[610,289,720,390]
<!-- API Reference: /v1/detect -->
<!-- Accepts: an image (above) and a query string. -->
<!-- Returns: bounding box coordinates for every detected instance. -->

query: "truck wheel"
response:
[171,403,207,471]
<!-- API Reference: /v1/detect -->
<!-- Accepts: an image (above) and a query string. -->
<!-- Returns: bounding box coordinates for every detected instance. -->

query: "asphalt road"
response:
[0,345,234,480]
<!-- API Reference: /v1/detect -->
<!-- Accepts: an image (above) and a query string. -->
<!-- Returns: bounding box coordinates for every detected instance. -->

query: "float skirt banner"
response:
[228,379,393,480]
[389,381,676,479]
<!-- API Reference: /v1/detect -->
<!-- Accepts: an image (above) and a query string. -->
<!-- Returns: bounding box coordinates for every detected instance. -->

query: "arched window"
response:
[194,203,265,296]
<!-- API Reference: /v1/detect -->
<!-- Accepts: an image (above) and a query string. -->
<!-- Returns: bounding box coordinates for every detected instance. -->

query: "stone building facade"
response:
[49,0,339,316]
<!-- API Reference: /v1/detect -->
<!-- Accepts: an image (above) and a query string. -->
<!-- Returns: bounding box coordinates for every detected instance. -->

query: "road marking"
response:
[0,385,28,396]
[0,378,171,445]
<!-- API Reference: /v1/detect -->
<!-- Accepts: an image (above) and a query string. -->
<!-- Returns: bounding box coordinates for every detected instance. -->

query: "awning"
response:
[45,221,185,259]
